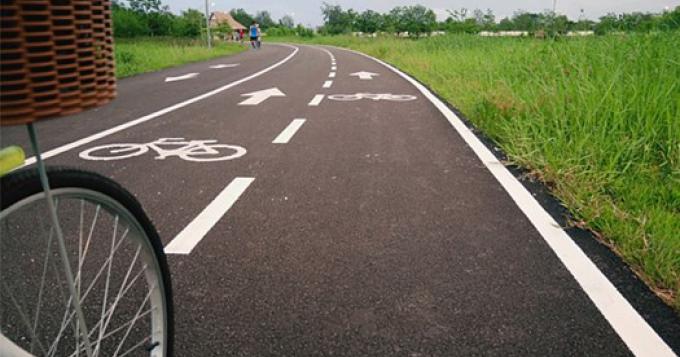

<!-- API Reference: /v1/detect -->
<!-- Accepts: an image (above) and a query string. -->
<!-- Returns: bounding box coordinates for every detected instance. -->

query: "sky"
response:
[164,0,680,27]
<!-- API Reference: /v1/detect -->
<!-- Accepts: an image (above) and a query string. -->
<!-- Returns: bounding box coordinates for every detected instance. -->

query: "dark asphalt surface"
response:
[2,43,678,356]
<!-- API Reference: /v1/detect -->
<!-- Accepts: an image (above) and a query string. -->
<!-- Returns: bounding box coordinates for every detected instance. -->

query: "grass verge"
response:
[114,37,247,78]
[273,34,680,311]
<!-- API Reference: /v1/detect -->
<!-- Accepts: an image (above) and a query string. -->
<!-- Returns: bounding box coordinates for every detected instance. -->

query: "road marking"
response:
[350,71,379,80]
[273,119,306,144]
[332,66,337,71]
[80,138,246,162]
[332,45,675,357]
[18,44,299,168]
[308,94,325,106]
[210,64,240,69]
[329,72,336,78]
[165,73,199,82]
[322,81,333,89]
[165,177,255,255]
[238,87,286,106]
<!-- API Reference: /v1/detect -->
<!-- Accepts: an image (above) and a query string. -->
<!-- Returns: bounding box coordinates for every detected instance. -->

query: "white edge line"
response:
[322,80,333,89]
[19,44,300,168]
[322,44,675,357]
[273,118,306,144]
[164,177,255,254]
[308,94,324,107]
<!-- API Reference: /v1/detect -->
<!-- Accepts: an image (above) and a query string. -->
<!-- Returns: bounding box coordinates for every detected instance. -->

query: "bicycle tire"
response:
[0,167,173,356]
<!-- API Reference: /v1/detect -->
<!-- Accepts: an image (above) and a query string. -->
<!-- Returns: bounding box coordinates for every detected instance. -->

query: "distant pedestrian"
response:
[239,28,245,45]
[249,20,261,49]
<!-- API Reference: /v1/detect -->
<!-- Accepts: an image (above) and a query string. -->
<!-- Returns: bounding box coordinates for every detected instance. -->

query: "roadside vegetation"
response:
[273,6,680,310]
[115,38,244,78]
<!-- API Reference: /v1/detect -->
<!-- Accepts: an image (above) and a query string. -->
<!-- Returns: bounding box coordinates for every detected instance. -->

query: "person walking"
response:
[249,20,261,49]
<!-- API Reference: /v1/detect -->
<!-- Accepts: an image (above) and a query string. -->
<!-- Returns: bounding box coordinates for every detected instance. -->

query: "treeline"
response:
[229,8,314,37]
[112,0,204,38]
[320,3,680,36]
[112,0,313,38]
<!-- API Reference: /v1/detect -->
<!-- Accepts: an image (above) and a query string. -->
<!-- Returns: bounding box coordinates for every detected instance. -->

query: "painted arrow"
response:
[210,64,240,69]
[165,73,199,82]
[238,88,286,106]
[350,71,379,80]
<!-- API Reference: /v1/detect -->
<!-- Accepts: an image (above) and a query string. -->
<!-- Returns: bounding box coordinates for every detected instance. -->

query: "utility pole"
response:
[205,0,212,49]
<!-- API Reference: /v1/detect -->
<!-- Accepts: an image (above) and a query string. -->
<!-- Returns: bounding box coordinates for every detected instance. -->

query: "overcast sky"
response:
[164,0,679,27]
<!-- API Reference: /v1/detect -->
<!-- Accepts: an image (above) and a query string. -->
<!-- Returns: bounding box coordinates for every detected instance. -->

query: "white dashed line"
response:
[273,119,306,144]
[329,72,336,78]
[323,80,333,88]
[332,66,337,71]
[165,177,255,255]
[308,94,325,106]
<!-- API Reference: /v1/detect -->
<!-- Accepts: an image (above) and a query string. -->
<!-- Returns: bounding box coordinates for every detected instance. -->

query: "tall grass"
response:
[114,38,246,78]
[278,34,680,310]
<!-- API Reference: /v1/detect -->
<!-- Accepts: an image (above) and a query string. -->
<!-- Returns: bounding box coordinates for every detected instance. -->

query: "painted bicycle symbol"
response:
[327,93,417,102]
[80,138,247,162]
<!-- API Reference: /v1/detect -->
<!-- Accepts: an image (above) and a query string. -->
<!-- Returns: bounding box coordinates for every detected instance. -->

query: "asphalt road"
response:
[2,43,679,356]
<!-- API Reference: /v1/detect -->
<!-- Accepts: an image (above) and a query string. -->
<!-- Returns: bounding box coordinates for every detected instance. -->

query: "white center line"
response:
[329,72,336,78]
[273,119,306,144]
[323,80,333,88]
[308,94,325,106]
[164,177,255,255]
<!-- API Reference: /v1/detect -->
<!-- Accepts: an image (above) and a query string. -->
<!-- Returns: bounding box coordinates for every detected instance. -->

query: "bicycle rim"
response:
[0,187,169,356]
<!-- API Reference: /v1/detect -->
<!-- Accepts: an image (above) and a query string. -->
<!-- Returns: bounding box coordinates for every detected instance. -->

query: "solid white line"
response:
[329,72,336,78]
[165,177,255,255]
[327,45,676,357]
[273,119,306,144]
[19,44,300,169]
[308,94,325,106]
[322,80,333,88]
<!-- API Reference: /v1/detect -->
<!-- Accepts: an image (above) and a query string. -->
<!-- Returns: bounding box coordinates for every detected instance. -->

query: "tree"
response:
[390,5,436,37]
[230,8,253,27]
[255,10,276,30]
[320,2,354,34]
[173,9,204,37]
[354,10,383,33]
[279,15,295,29]
[128,0,163,14]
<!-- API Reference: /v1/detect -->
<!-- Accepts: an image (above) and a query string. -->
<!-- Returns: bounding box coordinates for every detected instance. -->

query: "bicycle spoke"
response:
[117,335,152,357]
[30,213,57,354]
[112,289,153,356]
[1,281,48,355]
[66,308,153,357]
[93,215,120,355]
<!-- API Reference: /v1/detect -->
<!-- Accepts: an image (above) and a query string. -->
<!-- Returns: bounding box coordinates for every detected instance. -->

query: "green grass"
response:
[274,34,680,310]
[114,37,247,78]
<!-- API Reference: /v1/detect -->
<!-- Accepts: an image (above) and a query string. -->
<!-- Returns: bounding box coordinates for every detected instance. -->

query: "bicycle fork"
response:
[27,124,95,357]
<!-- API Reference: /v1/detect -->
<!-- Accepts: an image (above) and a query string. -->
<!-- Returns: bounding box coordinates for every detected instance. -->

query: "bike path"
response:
[5,42,678,355]
[0,43,296,159]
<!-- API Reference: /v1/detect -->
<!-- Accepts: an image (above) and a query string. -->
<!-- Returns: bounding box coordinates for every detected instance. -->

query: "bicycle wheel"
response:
[179,144,247,162]
[80,144,149,161]
[0,167,173,356]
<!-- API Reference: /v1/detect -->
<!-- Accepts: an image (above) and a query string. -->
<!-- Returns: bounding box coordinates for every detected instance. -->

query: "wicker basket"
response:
[0,0,116,126]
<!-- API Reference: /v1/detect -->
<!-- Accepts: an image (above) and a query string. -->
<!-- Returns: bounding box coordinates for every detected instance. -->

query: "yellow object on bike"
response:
[0,146,25,176]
